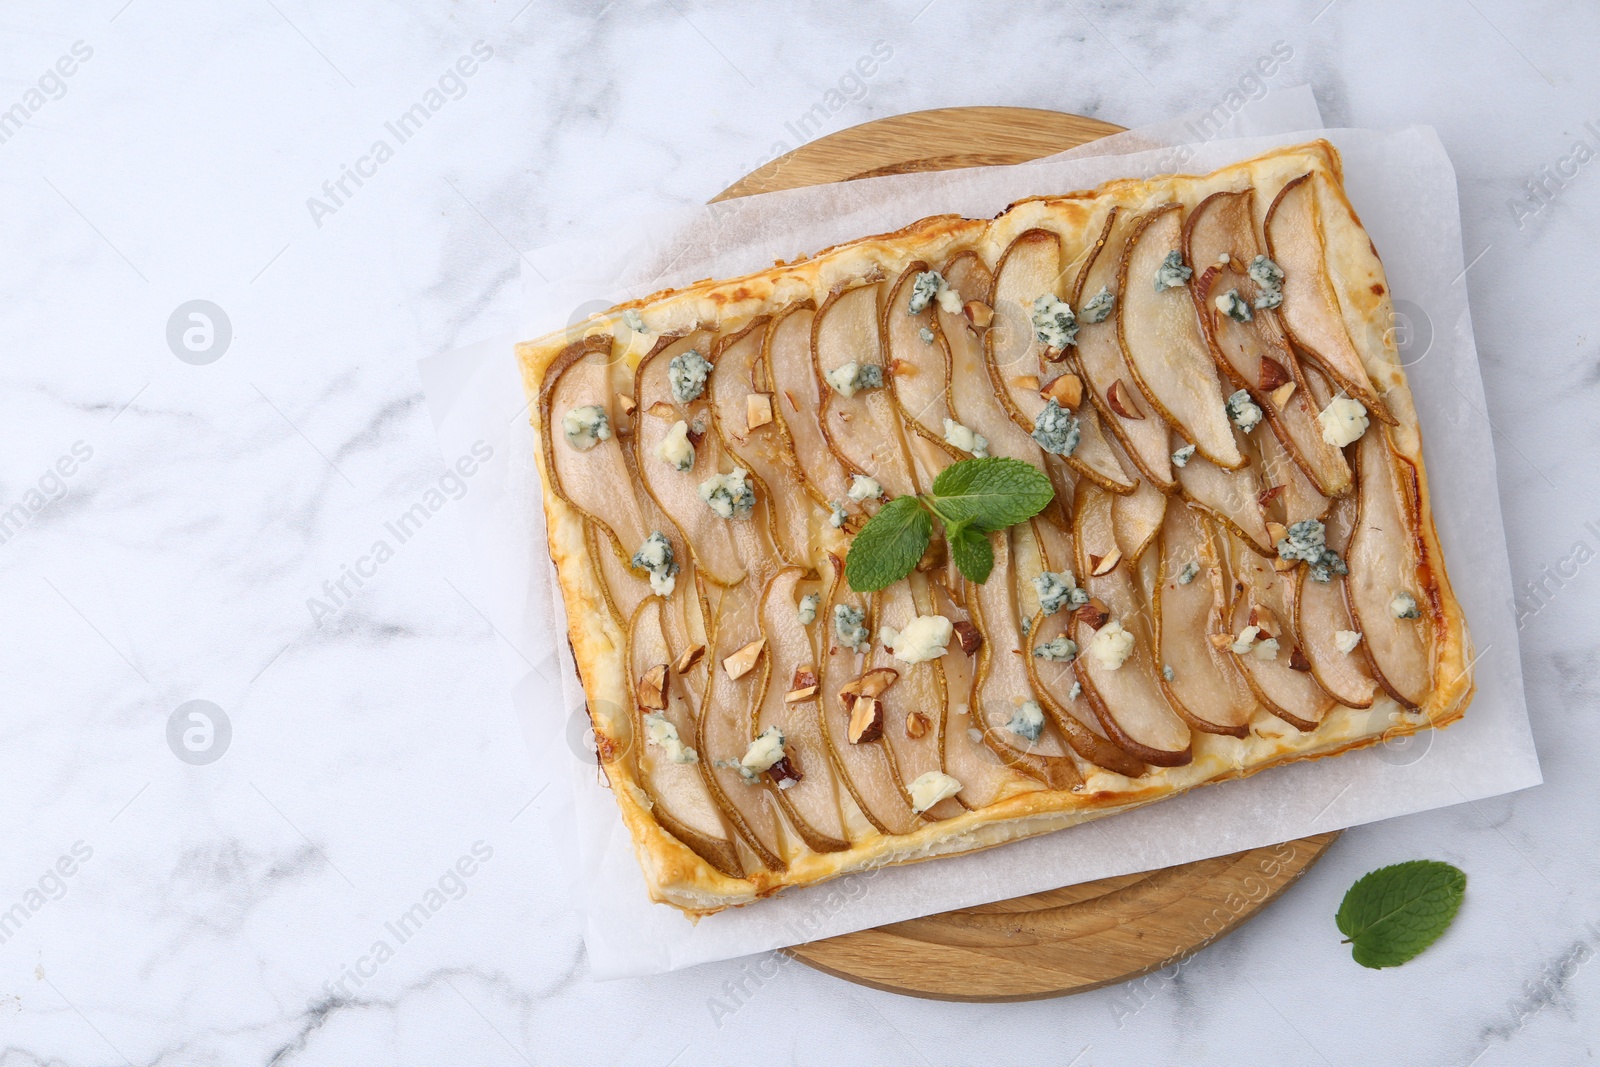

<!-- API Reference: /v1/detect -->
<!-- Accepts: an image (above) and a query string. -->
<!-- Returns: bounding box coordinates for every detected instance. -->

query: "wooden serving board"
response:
[712,106,1340,1002]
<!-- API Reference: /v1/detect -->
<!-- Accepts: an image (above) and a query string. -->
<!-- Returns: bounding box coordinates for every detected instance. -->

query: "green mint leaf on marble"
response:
[1336,860,1466,969]
[843,495,931,592]
[845,458,1052,592]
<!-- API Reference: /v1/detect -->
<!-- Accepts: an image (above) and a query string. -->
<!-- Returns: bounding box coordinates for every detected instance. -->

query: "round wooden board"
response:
[712,106,1341,1002]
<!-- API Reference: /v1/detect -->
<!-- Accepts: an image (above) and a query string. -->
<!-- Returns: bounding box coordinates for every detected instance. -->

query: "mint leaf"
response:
[1336,860,1466,969]
[929,457,1054,531]
[845,496,932,592]
[948,526,994,584]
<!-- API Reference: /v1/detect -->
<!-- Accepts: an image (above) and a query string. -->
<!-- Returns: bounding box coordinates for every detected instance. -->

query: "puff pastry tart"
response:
[516,140,1473,916]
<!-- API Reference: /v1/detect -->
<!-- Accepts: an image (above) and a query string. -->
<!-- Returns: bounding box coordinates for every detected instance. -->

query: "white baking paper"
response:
[419,88,1540,979]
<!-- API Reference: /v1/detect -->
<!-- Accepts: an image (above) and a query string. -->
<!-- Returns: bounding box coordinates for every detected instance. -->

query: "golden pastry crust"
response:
[518,140,1473,916]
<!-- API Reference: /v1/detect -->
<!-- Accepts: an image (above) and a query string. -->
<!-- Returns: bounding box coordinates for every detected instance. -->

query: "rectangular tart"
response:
[516,140,1474,916]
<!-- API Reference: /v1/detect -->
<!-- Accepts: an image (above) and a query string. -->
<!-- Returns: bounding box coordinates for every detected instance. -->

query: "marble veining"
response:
[1,0,1596,1064]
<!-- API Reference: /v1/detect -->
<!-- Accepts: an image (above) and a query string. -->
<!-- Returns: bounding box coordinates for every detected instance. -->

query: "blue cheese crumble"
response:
[1248,255,1285,309]
[698,467,755,520]
[1177,561,1200,585]
[797,593,820,626]
[827,500,848,528]
[847,474,882,502]
[907,271,963,316]
[919,326,934,344]
[1007,699,1045,742]
[1214,288,1253,323]
[1171,443,1196,468]
[833,604,870,653]
[732,727,785,783]
[1031,294,1079,349]
[824,360,884,398]
[1277,518,1349,583]
[908,770,963,813]
[1154,250,1193,291]
[1318,395,1370,447]
[643,712,697,763]
[1161,664,1174,682]
[1068,681,1082,701]
[1225,389,1263,433]
[654,419,695,471]
[1391,591,1421,619]
[942,418,989,458]
[1031,398,1081,456]
[622,308,648,334]
[1088,619,1136,670]
[562,404,611,451]
[1034,570,1086,615]
[630,531,681,597]
[668,349,712,404]
[1080,286,1115,324]
[1033,636,1077,662]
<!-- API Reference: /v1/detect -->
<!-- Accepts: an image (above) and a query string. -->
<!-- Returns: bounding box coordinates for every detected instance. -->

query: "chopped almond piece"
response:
[847,696,884,744]
[1259,356,1291,392]
[1272,556,1299,573]
[964,300,994,328]
[1090,548,1123,577]
[721,638,765,680]
[1288,646,1312,672]
[1266,521,1289,544]
[1106,379,1144,420]
[1012,374,1040,391]
[618,394,637,416]
[1257,485,1286,508]
[1209,632,1235,650]
[673,644,705,674]
[1270,380,1298,408]
[952,620,982,656]
[746,393,773,431]
[767,756,803,787]
[786,666,818,703]
[636,664,668,710]
[905,711,931,739]
[1076,598,1111,629]
[890,358,917,377]
[1249,604,1278,638]
[1042,372,1083,410]
[646,400,675,420]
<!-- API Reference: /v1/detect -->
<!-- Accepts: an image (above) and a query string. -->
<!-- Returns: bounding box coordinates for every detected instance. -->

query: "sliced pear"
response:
[540,334,651,555]
[1346,427,1434,708]
[627,598,743,876]
[1173,436,1274,555]
[1290,492,1378,708]
[1263,173,1393,423]
[988,230,1134,494]
[1253,413,1330,526]
[1071,484,1192,765]
[634,333,747,586]
[1117,205,1243,470]
[1113,474,1168,563]
[709,317,812,567]
[814,282,918,500]
[870,577,964,822]
[694,578,788,869]
[930,580,1043,806]
[884,261,959,458]
[967,526,1083,788]
[816,556,923,836]
[940,252,1048,469]
[756,568,851,850]
[1069,208,1176,490]
[1187,198,1352,498]
[1224,538,1335,731]
[1017,519,1147,777]
[1153,503,1257,736]
[764,303,853,511]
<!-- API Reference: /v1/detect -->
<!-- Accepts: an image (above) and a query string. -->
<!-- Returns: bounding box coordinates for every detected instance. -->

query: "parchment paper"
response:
[419,88,1540,979]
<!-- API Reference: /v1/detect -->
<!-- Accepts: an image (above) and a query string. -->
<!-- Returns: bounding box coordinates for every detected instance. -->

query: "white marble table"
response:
[2,1,1594,1063]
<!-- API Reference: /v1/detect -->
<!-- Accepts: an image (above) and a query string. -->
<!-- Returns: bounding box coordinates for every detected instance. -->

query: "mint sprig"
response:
[844,457,1053,592]
[1336,860,1466,969]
